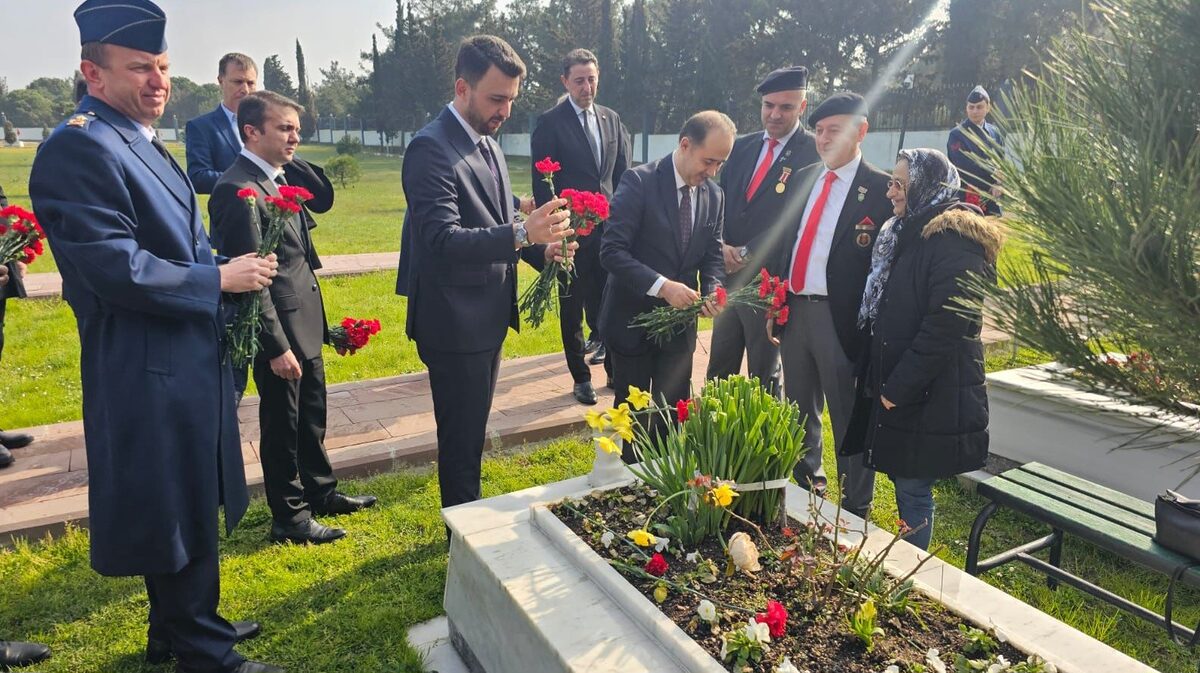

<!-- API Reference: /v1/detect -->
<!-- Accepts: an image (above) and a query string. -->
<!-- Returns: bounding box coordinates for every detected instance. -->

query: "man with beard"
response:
[396,35,575,512]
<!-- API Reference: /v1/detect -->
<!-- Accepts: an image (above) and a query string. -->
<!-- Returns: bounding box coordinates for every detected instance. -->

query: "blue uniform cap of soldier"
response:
[74,0,167,54]
[966,85,990,104]
[756,66,808,95]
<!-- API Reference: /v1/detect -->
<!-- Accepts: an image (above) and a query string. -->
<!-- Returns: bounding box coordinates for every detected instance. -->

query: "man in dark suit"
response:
[706,66,819,394]
[29,2,281,671]
[600,111,733,458]
[396,35,573,511]
[0,183,34,469]
[186,52,257,194]
[530,48,630,404]
[209,91,376,545]
[766,93,893,519]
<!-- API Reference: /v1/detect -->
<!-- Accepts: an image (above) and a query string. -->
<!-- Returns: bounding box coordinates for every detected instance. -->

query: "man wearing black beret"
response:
[766,92,893,519]
[706,66,819,394]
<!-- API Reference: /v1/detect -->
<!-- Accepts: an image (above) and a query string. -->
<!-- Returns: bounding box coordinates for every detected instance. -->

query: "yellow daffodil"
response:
[705,483,739,508]
[596,435,621,455]
[627,529,658,547]
[585,409,611,431]
[626,385,652,410]
[612,420,635,443]
[607,403,632,428]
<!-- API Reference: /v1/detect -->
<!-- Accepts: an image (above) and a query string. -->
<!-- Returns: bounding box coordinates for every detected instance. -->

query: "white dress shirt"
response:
[239,147,284,183]
[222,104,242,147]
[787,152,862,295]
[647,154,699,297]
[751,122,800,171]
[568,97,602,166]
[446,102,483,147]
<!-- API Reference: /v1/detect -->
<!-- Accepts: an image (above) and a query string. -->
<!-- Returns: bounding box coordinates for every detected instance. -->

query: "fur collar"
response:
[922,207,1006,264]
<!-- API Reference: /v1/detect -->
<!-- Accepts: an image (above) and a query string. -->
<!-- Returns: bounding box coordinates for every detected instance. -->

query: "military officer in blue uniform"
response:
[29,2,283,671]
[947,85,1004,216]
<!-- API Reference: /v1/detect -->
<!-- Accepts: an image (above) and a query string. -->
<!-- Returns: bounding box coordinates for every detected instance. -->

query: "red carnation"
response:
[535,156,561,175]
[277,185,314,203]
[775,305,790,325]
[756,599,788,638]
[772,284,787,309]
[675,398,691,423]
[644,552,669,577]
[714,286,727,307]
[236,187,256,201]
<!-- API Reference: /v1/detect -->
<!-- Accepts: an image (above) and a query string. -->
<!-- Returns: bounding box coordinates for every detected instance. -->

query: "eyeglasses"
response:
[887,178,907,190]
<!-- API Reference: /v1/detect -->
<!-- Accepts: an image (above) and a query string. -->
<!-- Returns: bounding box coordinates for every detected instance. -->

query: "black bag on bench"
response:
[1155,489,1200,648]
[1155,490,1200,560]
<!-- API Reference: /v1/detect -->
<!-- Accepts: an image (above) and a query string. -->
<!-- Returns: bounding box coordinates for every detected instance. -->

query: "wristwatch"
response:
[514,222,532,248]
[738,245,751,260]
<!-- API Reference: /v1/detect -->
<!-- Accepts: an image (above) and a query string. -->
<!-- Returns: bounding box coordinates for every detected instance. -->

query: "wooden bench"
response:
[966,461,1199,647]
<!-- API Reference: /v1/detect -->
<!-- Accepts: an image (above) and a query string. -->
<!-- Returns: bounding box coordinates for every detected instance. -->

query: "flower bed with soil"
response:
[551,481,1051,673]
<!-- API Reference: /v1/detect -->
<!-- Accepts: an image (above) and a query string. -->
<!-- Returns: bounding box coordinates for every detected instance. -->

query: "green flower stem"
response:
[607,559,756,615]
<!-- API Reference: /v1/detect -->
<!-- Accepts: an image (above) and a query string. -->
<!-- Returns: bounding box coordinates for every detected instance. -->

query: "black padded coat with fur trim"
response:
[841,204,1004,479]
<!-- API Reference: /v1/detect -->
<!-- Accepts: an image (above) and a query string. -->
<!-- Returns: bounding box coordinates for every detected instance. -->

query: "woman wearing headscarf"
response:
[841,148,1004,550]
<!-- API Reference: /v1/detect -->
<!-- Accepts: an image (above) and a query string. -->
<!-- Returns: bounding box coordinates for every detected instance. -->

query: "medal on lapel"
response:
[776,167,792,194]
[857,185,868,202]
[855,216,876,248]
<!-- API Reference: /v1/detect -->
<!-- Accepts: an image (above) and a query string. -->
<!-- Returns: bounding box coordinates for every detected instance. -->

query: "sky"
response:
[3,0,400,88]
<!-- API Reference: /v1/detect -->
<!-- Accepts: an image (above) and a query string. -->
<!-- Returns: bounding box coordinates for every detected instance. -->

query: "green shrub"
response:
[324,154,362,189]
[336,135,363,156]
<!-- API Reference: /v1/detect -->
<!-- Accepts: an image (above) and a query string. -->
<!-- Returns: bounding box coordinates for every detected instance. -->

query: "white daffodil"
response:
[774,658,801,673]
[697,599,717,622]
[654,536,671,552]
[729,531,762,572]
[925,648,947,673]
[989,617,1009,644]
[719,634,730,660]
[686,550,701,563]
[744,618,771,644]
[600,530,615,548]
[986,655,1011,673]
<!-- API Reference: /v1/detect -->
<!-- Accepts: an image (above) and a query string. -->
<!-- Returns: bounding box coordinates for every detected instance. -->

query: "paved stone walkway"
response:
[22,251,401,298]
[1,322,1012,544]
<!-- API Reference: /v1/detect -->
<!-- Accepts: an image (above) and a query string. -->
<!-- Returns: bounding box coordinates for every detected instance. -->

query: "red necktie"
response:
[744,138,780,201]
[789,170,838,293]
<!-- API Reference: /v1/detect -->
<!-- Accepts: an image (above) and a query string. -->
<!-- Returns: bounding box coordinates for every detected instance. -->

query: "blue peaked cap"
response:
[75,0,167,54]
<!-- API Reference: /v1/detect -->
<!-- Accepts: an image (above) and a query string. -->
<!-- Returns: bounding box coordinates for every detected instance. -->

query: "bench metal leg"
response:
[966,501,1000,576]
[1047,528,1064,590]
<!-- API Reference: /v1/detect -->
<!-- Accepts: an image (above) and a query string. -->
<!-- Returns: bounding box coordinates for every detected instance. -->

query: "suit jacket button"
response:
[311,283,318,292]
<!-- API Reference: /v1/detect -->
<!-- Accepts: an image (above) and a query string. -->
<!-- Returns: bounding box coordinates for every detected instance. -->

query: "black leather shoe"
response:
[587,344,607,365]
[233,661,286,673]
[0,446,12,470]
[0,640,51,667]
[145,621,261,664]
[310,492,378,516]
[572,382,597,406]
[270,518,346,545]
[0,430,32,450]
[583,337,601,355]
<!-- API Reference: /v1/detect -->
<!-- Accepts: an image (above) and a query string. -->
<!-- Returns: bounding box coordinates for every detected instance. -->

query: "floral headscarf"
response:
[857,148,961,329]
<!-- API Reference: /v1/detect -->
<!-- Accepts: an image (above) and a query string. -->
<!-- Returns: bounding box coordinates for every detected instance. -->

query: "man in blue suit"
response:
[396,35,574,511]
[187,52,257,194]
[600,111,732,459]
[29,2,281,671]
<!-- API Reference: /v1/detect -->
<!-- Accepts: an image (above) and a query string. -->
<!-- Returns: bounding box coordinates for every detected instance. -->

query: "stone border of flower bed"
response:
[442,471,1158,673]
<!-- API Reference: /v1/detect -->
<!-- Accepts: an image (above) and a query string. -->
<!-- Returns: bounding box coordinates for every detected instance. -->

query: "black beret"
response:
[756,66,808,95]
[807,92,868,127]
[966,85,990,103]
[75,0,167,54]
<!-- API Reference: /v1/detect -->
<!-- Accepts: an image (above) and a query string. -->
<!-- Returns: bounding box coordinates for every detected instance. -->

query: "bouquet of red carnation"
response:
[226,185,314,368]
[0,205,47,266]
[328,317,382,355]
[519,156,610,327]
[631,268,789,345]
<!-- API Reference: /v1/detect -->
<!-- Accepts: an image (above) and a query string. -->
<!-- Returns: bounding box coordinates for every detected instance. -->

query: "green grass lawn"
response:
[0,144,536,273]
[3,428,1196,672]
[0,268,568,428]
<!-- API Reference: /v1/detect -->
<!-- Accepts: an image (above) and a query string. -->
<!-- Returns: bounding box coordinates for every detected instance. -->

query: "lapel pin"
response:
[857,185,868,201]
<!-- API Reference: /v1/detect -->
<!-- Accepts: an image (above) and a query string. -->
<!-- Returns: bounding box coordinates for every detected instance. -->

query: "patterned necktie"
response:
[789,170,838,293]
[678,185,693,252]
[745,138,780,201]
[582,109,601,170]
[478,139,502,196]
